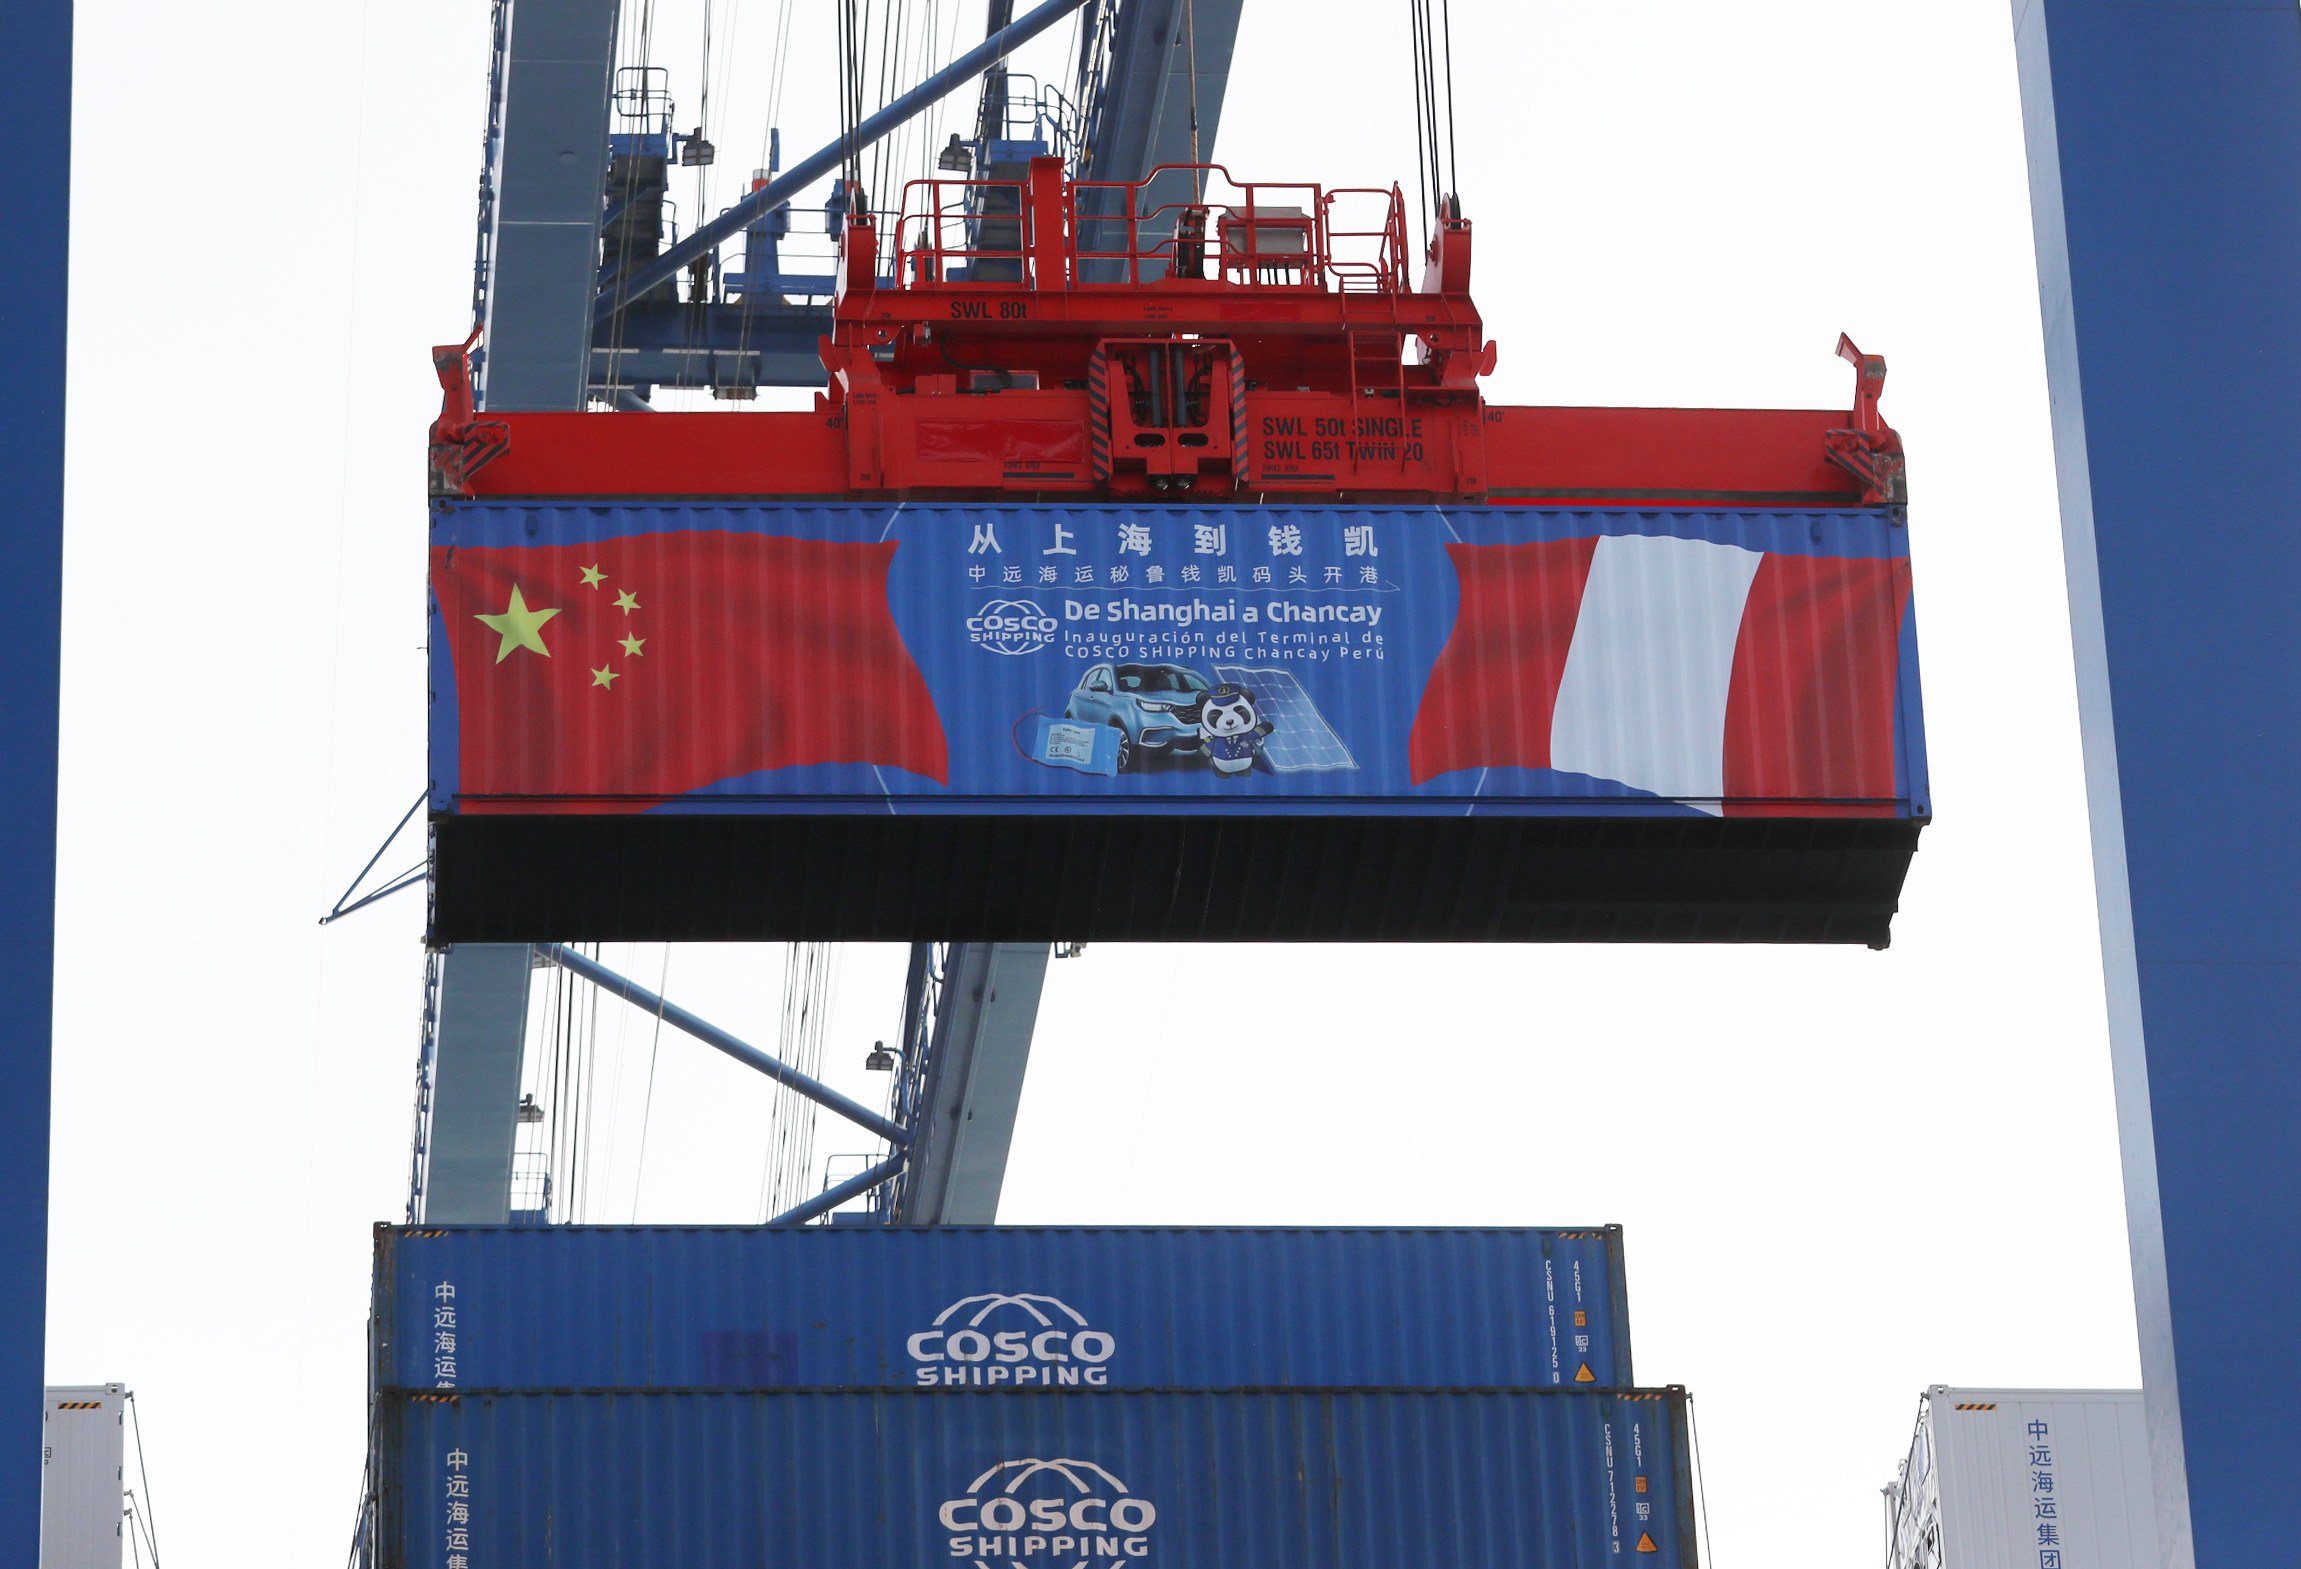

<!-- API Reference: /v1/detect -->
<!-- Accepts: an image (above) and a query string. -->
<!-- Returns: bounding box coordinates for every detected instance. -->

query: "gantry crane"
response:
[417,0,1245,1229]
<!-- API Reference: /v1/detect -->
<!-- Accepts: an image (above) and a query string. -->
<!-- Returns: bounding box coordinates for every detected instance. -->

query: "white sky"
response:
[50,3,2136,1566]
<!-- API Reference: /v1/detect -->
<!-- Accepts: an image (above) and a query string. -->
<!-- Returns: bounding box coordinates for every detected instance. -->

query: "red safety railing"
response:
[892,176,1041,285]
[890,165,1414,294]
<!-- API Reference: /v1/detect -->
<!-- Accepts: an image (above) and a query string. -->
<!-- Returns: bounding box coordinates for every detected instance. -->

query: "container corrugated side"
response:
[429,501,1920,821]
[379,1224,1633,1392]
[378,1387,1697,1569]
[1886,1388,2156,1569]
[427,501,1924,944]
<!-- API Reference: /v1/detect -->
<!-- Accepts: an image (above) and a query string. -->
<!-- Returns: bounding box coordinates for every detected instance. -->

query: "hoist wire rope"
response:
[1183,0,1201,201]
[696,0,745,279]
[537,958,564,1215]
[1689,1393,1717,1569]
[862,0,886,226]
[885,1,906,225]
[545,952,568,1205]
[901,1,944,214]
[757,942,840,1219]
[597,945,631,1218]
[923,3,952,202]
[580,944,601,1216]
[762,943,820,1217]
[1406,0,1434,255]
[127,1392,162,1567]
[627,946,672,1221]
[1439,0,1461,212]
[865,0,906,229]
[728,0,799,397]
[943,1,967,165]
[544,955,566,1217]
[578,942,604,1216]
[838,0,866,198]
[583,943,618,1217]
[600,0,661,401]
[758,0,797,173]
[895,2,926,200]
[755,947,791,1219]
[779,945,814,1215]
[886,2,914,229]
[1420,1,1445,211]
[543,954,567,1217]
[696,0,717,268]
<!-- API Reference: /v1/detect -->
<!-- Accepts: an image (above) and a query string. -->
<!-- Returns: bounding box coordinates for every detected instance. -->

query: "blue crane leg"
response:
[419,946,537,1224]
[2012,3,2301,1561]
[480,0,621,411]
[1,0,67,1557]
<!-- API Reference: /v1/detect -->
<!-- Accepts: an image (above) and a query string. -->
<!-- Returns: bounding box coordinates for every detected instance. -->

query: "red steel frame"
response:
[433,160,1903,508]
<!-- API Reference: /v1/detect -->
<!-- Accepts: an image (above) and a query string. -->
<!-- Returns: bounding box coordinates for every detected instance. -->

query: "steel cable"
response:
[127,1392,163,1566]
[627,947,672,1221]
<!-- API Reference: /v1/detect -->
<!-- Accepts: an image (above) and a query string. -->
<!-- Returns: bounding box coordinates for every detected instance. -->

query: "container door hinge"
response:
[1823,333,1908,505]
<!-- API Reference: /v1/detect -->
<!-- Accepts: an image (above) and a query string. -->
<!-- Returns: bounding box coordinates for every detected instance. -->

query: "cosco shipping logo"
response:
[908,1294,1115,1386]
[967,599,1057,656]
[939,1458,1157,1567]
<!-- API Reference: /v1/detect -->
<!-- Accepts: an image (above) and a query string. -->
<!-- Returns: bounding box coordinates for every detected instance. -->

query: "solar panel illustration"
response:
[1213,666,1359,773]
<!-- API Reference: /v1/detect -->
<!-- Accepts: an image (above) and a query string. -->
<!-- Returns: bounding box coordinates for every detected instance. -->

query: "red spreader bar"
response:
[435,161,1904,509]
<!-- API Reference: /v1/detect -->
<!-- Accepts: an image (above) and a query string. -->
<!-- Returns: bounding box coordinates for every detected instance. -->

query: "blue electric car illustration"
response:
[1063,662,1212,771]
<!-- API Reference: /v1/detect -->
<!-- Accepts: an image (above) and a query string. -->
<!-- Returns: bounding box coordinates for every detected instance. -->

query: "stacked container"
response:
[371,1224,1701,1567]
[1885,1387,2157,1569]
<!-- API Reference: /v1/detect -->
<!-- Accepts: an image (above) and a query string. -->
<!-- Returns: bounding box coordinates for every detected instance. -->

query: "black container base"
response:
[429,812,1921,946]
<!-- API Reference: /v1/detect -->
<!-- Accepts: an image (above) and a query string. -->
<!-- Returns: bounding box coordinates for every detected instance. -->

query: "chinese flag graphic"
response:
[433,531,948,810]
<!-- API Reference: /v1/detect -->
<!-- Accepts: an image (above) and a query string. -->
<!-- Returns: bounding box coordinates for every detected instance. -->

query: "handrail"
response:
[888,164,1415,295]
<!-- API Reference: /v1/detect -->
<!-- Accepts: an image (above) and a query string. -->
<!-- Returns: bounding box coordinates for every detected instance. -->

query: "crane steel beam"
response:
[976,1,1018,149]
[3,0,66,1551]
[772,1152,908,1227]
[1081,0,1243,181]
[1071,0,1243,280]
[536,943,910,1147]
[2012,2,2301,1562]
[478,0,621,410]
[593,0,1095,323]
[891,943,1052,1225]
[416,944,535,1224]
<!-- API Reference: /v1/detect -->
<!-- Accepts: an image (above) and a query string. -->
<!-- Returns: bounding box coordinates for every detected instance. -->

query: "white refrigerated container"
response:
[39,1384,124,1569]
[1885,1387,2157,1569]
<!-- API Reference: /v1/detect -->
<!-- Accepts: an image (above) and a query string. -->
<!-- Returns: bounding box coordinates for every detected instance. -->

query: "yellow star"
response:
[474,585,560,663]
[619,633,645,657]
[613,589,641,615]
[578,564,607,588]
[591,664,619,689]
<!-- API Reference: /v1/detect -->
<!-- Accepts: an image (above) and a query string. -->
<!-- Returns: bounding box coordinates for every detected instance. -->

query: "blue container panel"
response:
[379,1225,1633,1392]
[425,500,1925,945]
[378,1388,1698,1569]
[428,501,1924,822]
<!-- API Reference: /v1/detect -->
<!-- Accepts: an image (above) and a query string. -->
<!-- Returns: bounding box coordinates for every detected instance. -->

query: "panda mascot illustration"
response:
[1198,683,1275,777]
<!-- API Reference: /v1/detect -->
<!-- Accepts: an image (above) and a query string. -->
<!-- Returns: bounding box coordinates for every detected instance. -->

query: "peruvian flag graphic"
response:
[1408,534,1913,812]
[433,532,949,809]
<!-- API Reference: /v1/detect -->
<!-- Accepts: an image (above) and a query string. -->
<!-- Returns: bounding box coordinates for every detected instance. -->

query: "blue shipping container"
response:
[429,501,1922,818]
[377,1387,1698,1569]
[427,501,1926,944]
[378,1225,1634,1392]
